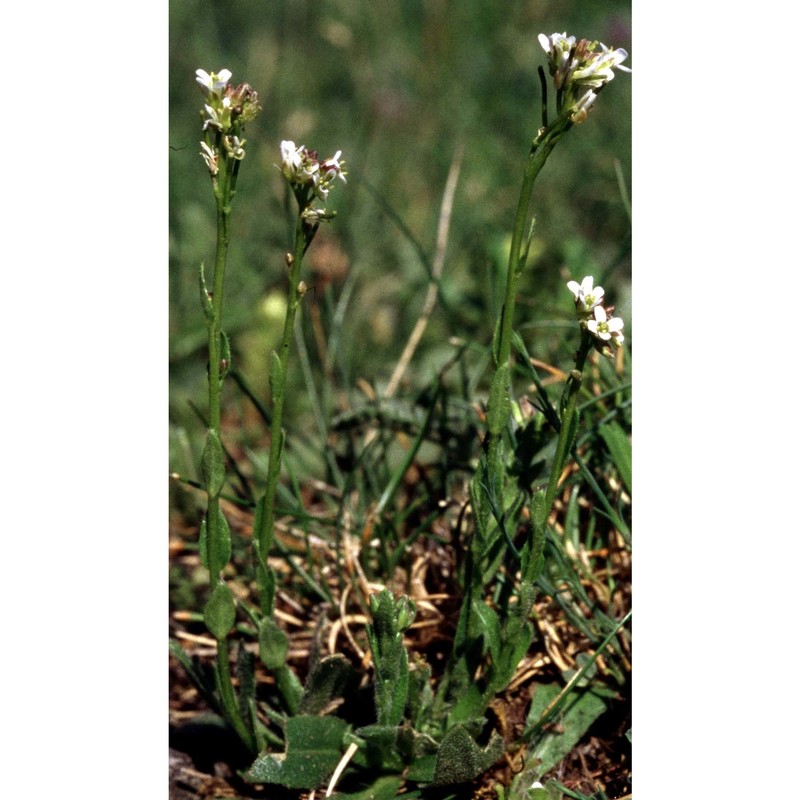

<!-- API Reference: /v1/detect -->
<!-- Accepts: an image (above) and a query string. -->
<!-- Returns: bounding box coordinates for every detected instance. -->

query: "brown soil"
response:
[169,475,631,799]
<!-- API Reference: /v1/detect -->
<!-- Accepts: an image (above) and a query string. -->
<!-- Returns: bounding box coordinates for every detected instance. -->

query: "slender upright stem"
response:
[254,213,308,612]
[216,638,256,752]
[202,157,254,752]
[206,180,231,582]
[544,330,591,514]
[486,116,571,474]
[523,330,592,585]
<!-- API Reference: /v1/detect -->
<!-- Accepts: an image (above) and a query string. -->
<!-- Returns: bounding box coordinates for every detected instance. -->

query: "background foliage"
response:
[169,3,631,795]
[169,0,631,460]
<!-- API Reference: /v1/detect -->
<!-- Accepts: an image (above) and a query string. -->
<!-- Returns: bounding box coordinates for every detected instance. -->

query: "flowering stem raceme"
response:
[195,68,260,753]
[454,32,629,703]
[524,277,625,584]
[481,30,630,539]
[252,142,346,618]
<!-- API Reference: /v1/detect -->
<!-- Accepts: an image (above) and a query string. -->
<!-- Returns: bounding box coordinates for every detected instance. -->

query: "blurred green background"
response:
[169,0,631,474]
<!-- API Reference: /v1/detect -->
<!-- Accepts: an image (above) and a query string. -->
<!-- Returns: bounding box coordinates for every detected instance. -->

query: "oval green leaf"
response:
[204,582,236,640]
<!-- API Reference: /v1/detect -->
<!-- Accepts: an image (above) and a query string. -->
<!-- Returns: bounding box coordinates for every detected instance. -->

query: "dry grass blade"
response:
[383,143,464,399]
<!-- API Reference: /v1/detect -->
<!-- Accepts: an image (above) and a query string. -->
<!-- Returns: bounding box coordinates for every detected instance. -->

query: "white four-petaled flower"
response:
[279,141,346,206]
[196,68,232,96]
[571,44,630,88]
[538,32,577,90]
[567,275,604,313]
[586,305,624,345]
[538,33,630,122]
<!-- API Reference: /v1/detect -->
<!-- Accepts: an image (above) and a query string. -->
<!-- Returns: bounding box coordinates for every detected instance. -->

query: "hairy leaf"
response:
[244,715,349,789]
[300,654,358,715]
[432,724,504,786]
[522,684,610,781]
[203,583,236,641]
[201,429,225,498]
[199,508,231,570]
[488,363,511,437]
[258,617,289,670]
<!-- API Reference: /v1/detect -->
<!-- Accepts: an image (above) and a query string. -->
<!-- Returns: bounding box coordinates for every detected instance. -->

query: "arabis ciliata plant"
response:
[183,66,350,755]
[174,32,629,795]
[253,141,345,614]
[195,68,261,752]
[438,31,629,732]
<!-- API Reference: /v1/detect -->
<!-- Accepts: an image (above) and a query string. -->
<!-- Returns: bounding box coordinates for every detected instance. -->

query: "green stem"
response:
[216,638,256,752]
[254,212,309,613]
[544,330,591,513]
[486,116,572,475]
[523,330,592,585]
[476,115,572,589]
[202,154,253,752]
[206,161,233,582]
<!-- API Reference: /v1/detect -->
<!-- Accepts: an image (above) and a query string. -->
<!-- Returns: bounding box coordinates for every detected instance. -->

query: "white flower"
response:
[196,68,232,96]
[279,140,319,184]
[538,32,575,53]
[538,34,630,104]
[202,96,232,131]
[571,43,630,88]
[570,89,597,123]
[586,305,624,345]
[567,276,604,314]
[321,150,347,183]
[280,140,302,171]
[538,32,577,90]
[224,135,246,160]
[199,142,219,176]
[315,150,347,201]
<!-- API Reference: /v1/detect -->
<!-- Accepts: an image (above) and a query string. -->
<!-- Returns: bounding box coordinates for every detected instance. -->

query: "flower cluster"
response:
[538,33,630,123]
[196,68,260,174]
[279,140,347,219]
[567,276,624,354]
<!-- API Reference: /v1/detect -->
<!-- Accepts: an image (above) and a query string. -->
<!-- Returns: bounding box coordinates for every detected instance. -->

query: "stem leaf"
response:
[201,429,226,498]
[258,616,289,670]
[204,583,236,641]
[487,363,511,437]
[199,508,231,570]
[269,349,285,398]
[199,262,214,321]
[219,330,232,381]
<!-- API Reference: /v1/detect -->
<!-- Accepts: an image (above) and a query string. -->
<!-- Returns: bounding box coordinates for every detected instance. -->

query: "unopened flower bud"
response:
[394,596,416,632]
